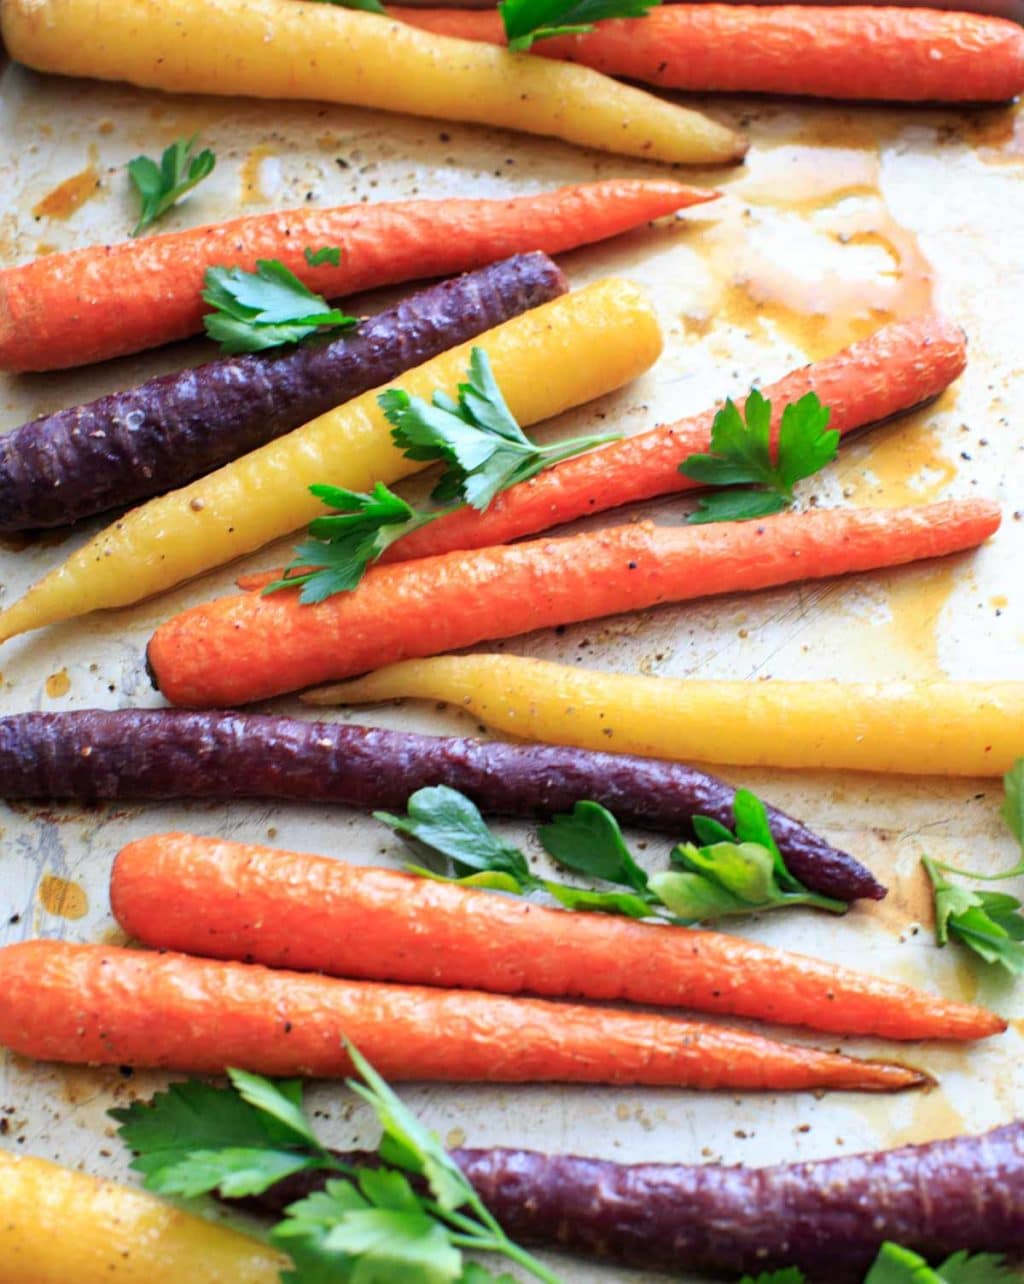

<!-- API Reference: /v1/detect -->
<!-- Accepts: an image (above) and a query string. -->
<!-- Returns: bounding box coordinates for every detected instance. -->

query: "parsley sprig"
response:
[127,134,216,236]
[202,259,359,354]
[111,1046,559,1284]
[376,785,847,922]
[265,348,617,602]
[679,389,838,524]
[304,245,342,267]
[922,759,1024,974]
[499,0,660,52]
[745,1245,1021,1283]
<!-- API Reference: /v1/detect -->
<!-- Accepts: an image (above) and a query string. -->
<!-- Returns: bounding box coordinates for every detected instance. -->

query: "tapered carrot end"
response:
[860,1060,934,1093]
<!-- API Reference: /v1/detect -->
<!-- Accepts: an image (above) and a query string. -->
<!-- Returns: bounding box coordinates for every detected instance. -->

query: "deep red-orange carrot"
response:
[0,180,713,373]
[0,939,926,1091]
[391,5,1024,102]
[111,833,1006,1042]
[149,499,1001,707]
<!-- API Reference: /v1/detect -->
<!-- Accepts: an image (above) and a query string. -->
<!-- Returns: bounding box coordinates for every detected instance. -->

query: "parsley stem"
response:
[538,432,620,469]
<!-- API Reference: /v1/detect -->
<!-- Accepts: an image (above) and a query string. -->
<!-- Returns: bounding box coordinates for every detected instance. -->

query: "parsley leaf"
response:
[538,801,649,892]
[744,1247,1022,1284]
[310,0,387,13]
[304,245,342,267]
[263,482,444,604]
[938,1252,1024,1283]
[499,0,659,51]
[741,1270,807,1284]
[127,134,215,236]
[201,259,358,354]
[680,390,838,525]
[381,347,617,512]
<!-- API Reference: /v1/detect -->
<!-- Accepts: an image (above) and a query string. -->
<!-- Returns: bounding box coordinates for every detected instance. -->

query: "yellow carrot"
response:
[306,654,1024,777]
[0,0,745,165]
[0,1151,287,1284]
[0,279,660,643]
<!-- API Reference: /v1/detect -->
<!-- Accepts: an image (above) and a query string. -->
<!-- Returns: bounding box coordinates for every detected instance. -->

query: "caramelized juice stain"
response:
[693,141,934,360]
[31,145,101,220]
[851,1086,967,1148]
[240,145,280,204]
[967,104,1024,167]
[838,419,957,507]
[37,874,89,921]
[861,563,959,678]
[44,669,71,698]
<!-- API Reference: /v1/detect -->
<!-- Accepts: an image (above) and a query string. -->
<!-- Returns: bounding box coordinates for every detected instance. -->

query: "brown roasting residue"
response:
[32,145,101,220]
[38,875,89,921]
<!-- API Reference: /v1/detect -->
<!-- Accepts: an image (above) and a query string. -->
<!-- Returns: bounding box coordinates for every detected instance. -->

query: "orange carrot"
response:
[370,311,970,566]
[0,179,713,373]
[111,832,1006,1042]
[0,939,925,1092]
[391,5,1024,103]
[148,499,1001,707]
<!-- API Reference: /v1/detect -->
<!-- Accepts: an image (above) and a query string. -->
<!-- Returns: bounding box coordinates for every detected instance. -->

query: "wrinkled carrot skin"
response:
[392,5,1024,102]
[382,312,968,564]
[149,500,1001,707]
[112,833,1006,1042]
[0,180,711,372]
[0,940,926,1091]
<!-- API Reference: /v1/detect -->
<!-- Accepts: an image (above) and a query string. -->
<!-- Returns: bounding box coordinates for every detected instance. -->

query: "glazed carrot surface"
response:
[393,5,1024,102]
[0,940,926,1092]
[0,180,710,372]
[148,499,1001,706]
[316,654,1024,778]
[374,311,969,564]
[0,278,660,645]
[111,833,1006,1042]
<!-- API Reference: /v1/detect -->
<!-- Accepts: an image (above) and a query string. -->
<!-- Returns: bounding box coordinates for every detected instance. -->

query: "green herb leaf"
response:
[201,259,358,353]
[145,1146,320,1200]
[499,0,659,51]
[1001,758,1024,855]
[543,883,656,919]
[865,1243,944,1284]
[376,785,536,888]
[304,245,342,267]
[309,0,387,13]
[381,347,617,512]
[923,855,1024,974]
[538,800,650,892]
[128,134,215,236]
[228,1069,321,1148]
[938,1250,1024,1282]
[740,1270,806,1284]
[680,390,838,526]
[263,481,443,603]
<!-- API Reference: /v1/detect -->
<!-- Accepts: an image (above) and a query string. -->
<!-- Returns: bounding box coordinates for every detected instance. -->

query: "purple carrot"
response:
[0,253,565,531]
[247,1124,1024,1282]
[0,709,883,901]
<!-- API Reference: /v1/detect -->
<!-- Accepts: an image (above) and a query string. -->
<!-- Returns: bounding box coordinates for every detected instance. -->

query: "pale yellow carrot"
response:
[0,1151,287,1284]
[306,654,1024,777]
[0,279,660,643]
[0,0,745,165]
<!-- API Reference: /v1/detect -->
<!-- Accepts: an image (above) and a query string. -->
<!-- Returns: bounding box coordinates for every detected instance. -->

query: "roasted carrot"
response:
[0,1151,287,1284]
[392,5,1024,102]
[0,279,660,644]
[0,180,707,372]
[147,499,1001,707]
[0,940,926,1092]
[316,654,1024,778]
[111,832,1005,1041]
[333,312,973,567]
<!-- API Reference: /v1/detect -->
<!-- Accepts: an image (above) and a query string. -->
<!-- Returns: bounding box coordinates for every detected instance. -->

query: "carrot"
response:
[0,939,927,1092]
[0,1151,287,1284]
[111,832,1006,1042]
[0,279,661,645]
[0,0,747,205]
[0,179,710,373]
[391,5,1024,103]
[297,311,971,570]
[147,499,1001,707]
[312,654,1024,778]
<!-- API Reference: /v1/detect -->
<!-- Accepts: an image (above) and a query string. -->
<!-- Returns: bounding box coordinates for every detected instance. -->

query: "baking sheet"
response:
[0,55,1022,1283]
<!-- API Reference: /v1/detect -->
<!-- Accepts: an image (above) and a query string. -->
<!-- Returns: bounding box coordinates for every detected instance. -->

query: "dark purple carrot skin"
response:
[0,253,566,532]
[0,709,883,902]
[246,1125,1024,1282]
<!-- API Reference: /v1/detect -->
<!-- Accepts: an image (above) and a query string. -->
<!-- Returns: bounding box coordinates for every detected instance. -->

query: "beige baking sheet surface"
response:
[0,54,1022,1283]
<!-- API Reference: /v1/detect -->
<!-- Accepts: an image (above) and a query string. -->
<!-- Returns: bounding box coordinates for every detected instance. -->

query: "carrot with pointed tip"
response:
[0,179,712,373]
[0,939,927,1092]
[111,832,1006,1042]
[391,5,1024,103]
[237,311,968,584]
[148,499,1001,707]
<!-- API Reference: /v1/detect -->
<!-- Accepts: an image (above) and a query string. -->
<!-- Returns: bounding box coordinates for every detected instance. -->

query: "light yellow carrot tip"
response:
[0,0,744,165]
[304,653,1024,777]
[0,278,661,645]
